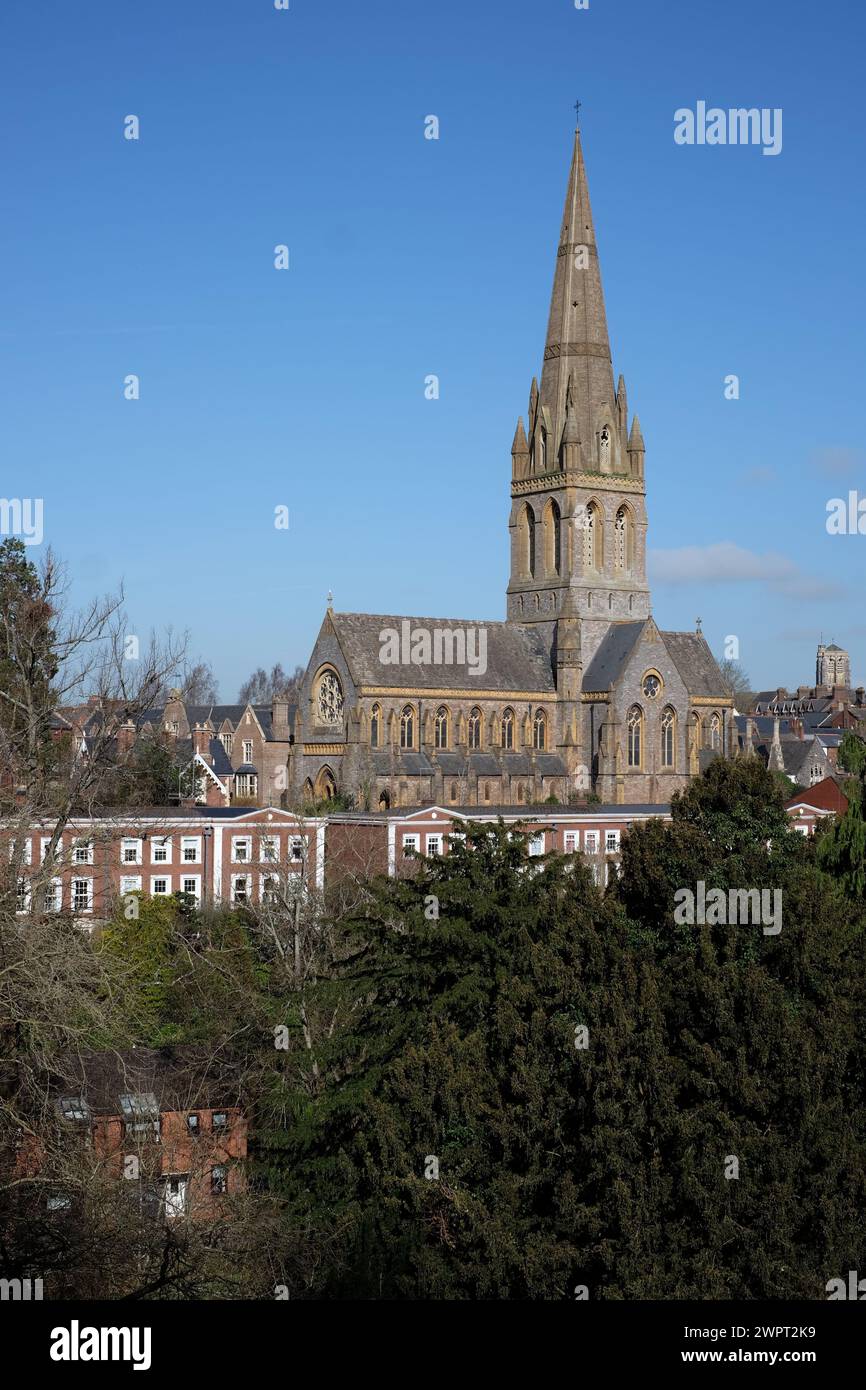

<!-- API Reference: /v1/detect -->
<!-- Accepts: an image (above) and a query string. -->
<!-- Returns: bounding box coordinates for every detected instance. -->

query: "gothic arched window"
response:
[539,427,548,473]
[533,709,547,751]
[468,707,482,750]
[519,503,536,578]
[709,712,721,751]
[614,505,634,575]
[627,706,643,768]
[378,790,390,811]
[661,707,676,768]
[599,425,611,470]
[316,669,344,725]
[400,705,415,750]
[434,706,449,750]
[584,502,602,572]
[501,708,515,751]
[544,500,562,576]
[370,704,380,748]
[691,711,704,751]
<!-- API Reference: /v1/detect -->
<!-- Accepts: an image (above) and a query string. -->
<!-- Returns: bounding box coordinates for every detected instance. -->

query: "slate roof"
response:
[130,703,294,742]
[661,632,730,699]
[329,613,555,692]
[53,1047,246,1116]
[582,622,646,690]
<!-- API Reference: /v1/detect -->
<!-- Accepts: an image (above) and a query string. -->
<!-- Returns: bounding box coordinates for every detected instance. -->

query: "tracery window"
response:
[661,707,676,768]
[468,708,482,750]
[501,708,515,751]
[400,705,415,749]
[533,709,547,751]
[370,704,380,748]
[584,503,602,571]
[627,706,643,768]
[317,670,343,724]
[709,712,721,751]
[434,706,449,750]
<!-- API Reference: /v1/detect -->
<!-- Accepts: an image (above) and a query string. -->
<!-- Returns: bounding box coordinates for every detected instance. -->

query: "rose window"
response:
[317,671,344,724]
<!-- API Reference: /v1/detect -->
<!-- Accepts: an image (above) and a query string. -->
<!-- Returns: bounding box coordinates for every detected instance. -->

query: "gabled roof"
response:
[53,1047,246,1115]
[328,613,555,693]
[786,777,849,815]
[661,631,730,699]
[583,621,646,690]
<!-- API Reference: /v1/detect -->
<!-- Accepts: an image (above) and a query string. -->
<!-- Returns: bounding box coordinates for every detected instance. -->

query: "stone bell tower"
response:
[506,124,651,674]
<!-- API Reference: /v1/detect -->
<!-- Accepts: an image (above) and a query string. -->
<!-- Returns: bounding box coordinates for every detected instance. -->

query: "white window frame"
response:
[584,831,600,854]
[231,873,251,905]
[72,877,93,913]
[564,830,579,853]
[260,835,278,863]
[260,874,280,904]
[150,876,171,897]
[44,878,63,912]
[16,878,31,914]
[181,836,201,864]
[9,838,33,865]
[289,836,303,862]
[528,832,545,858]
[121,837,143,865]
[425,834,442,856]
[40,836,54,864]
[151,836,172,864]
[72,839,93,865]
[120,875,143,895]
[605,830,621,854]
[163,1175,188,1220]
[232,836,252,863]
[402,833,419,856]
[180,875,201,902]
[243,740,253,763]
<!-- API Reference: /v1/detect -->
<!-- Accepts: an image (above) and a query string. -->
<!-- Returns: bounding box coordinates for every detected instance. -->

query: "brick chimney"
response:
[192,723,212,763]
[272,698,290,741]
[116,719,136,754]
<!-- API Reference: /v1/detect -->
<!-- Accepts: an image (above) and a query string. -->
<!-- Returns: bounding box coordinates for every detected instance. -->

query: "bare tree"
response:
[238,663,304,705]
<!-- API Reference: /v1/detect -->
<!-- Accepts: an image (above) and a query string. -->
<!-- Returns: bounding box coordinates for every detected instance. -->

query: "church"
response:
[290,125,735,811]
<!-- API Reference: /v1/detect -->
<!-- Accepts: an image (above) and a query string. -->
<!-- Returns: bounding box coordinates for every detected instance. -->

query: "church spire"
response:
[539,126,615,460]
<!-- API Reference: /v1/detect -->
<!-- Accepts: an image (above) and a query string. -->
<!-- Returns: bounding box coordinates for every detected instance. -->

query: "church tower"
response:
[506,125,651,672]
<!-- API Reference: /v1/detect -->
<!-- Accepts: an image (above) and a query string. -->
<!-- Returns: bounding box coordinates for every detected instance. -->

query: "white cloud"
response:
[648,542,841,600]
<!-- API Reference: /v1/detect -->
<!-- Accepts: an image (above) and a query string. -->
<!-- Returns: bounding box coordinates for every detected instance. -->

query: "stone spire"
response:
[539,126,615,460]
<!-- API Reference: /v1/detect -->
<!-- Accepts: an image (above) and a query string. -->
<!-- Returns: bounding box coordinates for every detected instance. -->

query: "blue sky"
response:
[1,0,864,698]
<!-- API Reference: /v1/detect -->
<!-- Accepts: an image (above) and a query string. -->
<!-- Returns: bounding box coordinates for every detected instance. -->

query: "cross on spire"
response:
[574,99,582,126]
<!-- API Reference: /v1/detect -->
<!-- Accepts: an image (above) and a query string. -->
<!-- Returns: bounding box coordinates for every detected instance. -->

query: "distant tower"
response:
[816,642,851,689]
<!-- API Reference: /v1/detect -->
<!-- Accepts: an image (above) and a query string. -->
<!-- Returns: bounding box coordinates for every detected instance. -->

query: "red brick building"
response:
[3,806,325,919]
[18,1048,247,1223]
